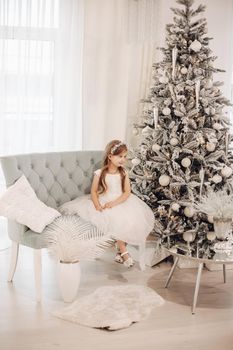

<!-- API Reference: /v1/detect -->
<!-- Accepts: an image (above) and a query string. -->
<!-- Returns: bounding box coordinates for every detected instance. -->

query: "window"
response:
[0,0,60,153]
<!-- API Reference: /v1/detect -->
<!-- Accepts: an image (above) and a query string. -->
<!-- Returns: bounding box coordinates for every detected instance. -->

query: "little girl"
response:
[60,140,155,267]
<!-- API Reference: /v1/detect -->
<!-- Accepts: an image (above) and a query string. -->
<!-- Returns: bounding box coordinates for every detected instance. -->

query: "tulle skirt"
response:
[60,193,155,245]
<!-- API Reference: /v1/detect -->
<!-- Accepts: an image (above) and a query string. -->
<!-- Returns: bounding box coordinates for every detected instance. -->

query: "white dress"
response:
[59,169,155,245]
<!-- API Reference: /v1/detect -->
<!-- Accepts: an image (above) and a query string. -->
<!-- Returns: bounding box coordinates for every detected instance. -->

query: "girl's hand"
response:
[95,203,104,212]
[104,201,115,209]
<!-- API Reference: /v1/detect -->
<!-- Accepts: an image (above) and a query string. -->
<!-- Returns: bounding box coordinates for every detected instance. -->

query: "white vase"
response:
[58,260,81,302]
[213,218,232,240]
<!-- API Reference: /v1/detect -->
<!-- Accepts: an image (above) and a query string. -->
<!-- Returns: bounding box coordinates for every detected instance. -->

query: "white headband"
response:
[111,142,125,154]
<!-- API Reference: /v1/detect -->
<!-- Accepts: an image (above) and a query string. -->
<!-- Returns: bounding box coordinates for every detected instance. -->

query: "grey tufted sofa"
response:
[0,150,103,301]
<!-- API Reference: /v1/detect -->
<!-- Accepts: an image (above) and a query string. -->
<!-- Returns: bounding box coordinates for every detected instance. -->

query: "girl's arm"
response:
[91,174,103,211]
[104,172,131,208]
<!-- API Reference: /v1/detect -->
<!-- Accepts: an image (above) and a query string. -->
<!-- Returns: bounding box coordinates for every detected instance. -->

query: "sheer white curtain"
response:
[0,0,84,246]
[0,0,83,156]
[82,0,162,150]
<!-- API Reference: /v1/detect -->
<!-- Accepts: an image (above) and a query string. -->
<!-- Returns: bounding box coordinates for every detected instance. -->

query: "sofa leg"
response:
[8,241,19,282]
[33,249,42,303]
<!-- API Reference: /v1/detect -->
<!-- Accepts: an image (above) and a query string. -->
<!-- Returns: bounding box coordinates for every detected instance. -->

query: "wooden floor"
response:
[1,241,233,350]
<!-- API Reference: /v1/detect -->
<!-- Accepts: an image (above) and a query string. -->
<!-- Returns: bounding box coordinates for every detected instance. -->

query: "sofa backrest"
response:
[0,151,103,209]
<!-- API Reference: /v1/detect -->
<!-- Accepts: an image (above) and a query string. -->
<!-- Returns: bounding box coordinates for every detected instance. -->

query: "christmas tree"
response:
[130,0,233,258]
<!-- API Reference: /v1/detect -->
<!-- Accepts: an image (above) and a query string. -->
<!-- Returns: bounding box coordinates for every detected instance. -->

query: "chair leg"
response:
[33,249,42,303]
[8,241,19,282]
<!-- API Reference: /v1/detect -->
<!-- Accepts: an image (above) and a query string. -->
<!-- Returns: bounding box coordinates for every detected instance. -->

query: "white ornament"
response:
[210,107,216,115]
[184,207,195,218]
[142,126,152,135]
[157,68,164,74]
[208,215,214,223]
[204,107,210,115]
[205,78,213,89]
[206,142,215,152]
[197,134,205,145]
[221,166,233,178]
[207,231,216,241]
[183,232,194,242]
[131,158,141,166]
[181,157,191,168]
[195,80,200,109]
[132,128,139,136]
[212,174,222,184]
[213,123,223,130]
[172,46,178,80]
[180,67,188,74]
[162,107,171,116]
[159,76,169,84]
[153,107,158,129]
[152,144,161,152]
[189,39,202,52]
[159,175,170,187]
[171,203,180,211]
[170,138,179,146]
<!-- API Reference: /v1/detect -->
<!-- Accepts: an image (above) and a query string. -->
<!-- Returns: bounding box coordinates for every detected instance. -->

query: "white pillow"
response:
[0,175,61,233]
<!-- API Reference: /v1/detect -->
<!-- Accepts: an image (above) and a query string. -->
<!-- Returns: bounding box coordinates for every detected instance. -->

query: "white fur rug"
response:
[53,284,164,330]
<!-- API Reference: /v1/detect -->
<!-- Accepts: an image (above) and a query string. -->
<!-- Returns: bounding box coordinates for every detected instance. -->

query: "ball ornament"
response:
[159,175,170,187]
[181,157,191,168]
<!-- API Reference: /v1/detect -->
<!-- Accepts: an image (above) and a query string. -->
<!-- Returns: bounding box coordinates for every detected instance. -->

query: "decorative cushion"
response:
[0,175,61,233]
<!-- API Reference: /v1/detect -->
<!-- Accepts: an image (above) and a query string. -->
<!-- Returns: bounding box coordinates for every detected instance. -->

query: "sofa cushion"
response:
[0,175,61,233]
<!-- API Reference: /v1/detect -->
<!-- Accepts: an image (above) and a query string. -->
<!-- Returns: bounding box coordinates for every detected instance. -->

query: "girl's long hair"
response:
[98,140,128,195]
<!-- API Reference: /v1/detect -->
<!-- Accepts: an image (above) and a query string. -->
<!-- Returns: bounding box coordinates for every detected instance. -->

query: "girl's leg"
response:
[116,240,134,267]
